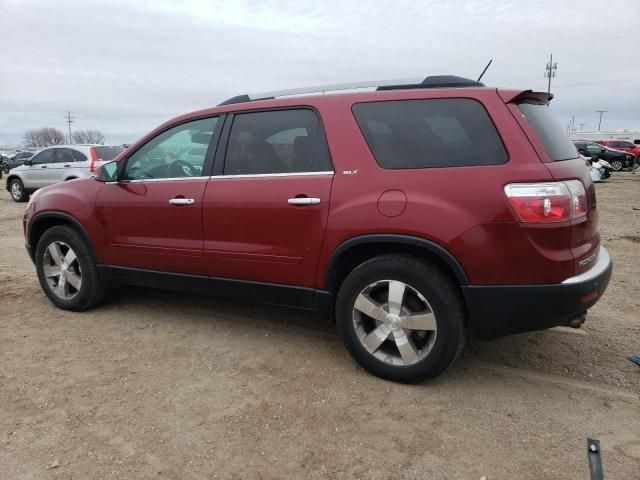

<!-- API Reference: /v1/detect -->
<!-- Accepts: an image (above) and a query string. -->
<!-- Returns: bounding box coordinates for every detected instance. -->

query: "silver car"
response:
[5,144,125,202]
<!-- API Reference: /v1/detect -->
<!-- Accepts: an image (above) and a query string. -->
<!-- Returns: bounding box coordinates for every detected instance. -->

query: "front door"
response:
[95,116,221,275]
[202,108,334,288]
[23,148,53,188]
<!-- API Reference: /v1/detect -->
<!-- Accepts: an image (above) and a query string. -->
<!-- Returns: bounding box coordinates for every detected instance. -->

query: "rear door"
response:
[22,148,53,187]
[95,116,222,275]
[202,108,334,288]
[48,148,80,183]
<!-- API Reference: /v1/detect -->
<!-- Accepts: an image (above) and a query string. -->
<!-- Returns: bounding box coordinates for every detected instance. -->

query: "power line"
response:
[65,111,74,144]
[595,109,607,132]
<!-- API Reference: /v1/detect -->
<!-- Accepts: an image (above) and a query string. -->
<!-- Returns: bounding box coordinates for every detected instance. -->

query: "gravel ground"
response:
[1,173,639,479]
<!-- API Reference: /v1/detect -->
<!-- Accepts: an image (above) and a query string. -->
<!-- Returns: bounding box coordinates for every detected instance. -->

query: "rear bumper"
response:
[462,247,612,339]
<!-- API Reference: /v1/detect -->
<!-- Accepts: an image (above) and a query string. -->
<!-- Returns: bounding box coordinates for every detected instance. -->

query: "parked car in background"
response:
[594,158,613,179]
[1,150,34,173]
[582,154,611,182]
[5,144,125,202]
[22,75,612,383]
[597,139,640,162]
[573,141,636,171]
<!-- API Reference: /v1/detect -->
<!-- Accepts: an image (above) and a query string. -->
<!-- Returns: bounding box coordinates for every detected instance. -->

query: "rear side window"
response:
[224,109,332,175]
[93,146,124,161]
[52,148,74,163]
[352,99,507,169]
[518,101,578,161]
[72,150,87,162]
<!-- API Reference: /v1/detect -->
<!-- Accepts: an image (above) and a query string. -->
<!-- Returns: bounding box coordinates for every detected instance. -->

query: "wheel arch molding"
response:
[325,234,469,292]
[29,212,98,263]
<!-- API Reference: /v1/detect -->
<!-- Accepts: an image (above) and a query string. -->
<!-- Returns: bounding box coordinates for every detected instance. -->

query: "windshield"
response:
[518,101,578,161]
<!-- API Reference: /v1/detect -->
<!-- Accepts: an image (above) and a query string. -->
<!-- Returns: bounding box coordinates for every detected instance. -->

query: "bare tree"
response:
[23,128,66,148]
[72,129,105,144]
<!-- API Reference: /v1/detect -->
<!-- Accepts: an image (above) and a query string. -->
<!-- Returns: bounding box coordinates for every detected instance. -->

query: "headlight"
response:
[26,187,43,209]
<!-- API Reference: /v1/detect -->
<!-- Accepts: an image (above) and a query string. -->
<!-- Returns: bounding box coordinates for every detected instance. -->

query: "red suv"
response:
[23,76,612,382]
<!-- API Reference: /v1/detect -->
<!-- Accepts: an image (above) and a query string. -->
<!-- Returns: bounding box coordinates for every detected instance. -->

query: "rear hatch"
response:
[504,92,600,277]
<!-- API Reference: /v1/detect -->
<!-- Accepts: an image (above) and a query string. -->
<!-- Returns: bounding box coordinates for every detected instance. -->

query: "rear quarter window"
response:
[518,101,578,161]
[352,98,508,169]
[93,146,125,160]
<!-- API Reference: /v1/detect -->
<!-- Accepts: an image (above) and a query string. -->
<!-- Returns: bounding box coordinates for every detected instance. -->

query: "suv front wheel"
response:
[35,225,107,311]
[9,178,29,202]
[336,255,466,383]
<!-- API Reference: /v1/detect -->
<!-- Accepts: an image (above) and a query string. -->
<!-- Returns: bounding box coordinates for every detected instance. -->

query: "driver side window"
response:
[124,117,218,180]
[30,149,54,165]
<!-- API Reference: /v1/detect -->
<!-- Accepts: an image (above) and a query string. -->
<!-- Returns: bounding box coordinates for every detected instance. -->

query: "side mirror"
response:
[24,159,32,166]
[95,160,118,182]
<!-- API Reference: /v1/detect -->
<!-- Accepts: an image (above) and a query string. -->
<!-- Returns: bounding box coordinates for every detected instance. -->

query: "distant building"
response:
[570,130,640,144]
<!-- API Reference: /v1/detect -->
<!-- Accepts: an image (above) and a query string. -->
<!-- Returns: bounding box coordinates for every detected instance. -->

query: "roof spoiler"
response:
[498,89,554,104]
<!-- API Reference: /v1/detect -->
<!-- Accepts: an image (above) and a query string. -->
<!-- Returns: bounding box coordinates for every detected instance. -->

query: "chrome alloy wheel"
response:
[10,181,22,200]
[42,241,82,300]
[352,280,438,367]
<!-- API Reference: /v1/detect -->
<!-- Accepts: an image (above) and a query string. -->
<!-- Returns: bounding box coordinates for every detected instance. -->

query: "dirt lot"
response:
[1,173,639,479]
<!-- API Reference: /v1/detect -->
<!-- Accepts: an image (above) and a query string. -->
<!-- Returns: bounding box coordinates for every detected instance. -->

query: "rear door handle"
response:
[169,198,195,205]
[288,197,320,205]
[40,165,47,168]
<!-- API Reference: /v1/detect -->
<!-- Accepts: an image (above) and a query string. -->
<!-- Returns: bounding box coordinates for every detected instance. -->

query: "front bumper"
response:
[462,247,612,339]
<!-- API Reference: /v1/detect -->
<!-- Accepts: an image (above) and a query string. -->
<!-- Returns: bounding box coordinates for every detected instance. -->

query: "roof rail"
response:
[217,75,484,106]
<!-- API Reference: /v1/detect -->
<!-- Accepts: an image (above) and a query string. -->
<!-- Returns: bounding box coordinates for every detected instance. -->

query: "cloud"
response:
[0,0,638,144]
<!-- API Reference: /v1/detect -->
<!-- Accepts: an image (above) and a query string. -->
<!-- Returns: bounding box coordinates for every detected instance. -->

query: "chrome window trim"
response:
[210,171,334,179]
[105,171,334,184]
[116,176,210,184]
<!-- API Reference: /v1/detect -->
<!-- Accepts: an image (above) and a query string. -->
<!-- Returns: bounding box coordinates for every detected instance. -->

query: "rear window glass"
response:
[93,146,125,160]
[518,102,578,161]
[352,99,508,169]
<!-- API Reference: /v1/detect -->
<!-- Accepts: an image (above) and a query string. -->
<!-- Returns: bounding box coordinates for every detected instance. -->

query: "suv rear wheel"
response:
[35,225,107,311]
[336,255,466,383]
[9,178,28,202]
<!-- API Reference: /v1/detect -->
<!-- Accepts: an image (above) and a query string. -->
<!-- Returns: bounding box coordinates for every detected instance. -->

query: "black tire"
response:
[9,178,29,202]
[35,225,107,311]
[610,159,623,171]
[336,254,466,383]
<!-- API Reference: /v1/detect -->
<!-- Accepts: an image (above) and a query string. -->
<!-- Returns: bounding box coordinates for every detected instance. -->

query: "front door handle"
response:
[40,165,47,168]
[169,198,195,206]
[288,197,320,206]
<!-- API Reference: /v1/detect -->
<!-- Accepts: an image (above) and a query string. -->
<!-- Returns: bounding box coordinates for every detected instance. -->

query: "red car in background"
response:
[598,139,640,162]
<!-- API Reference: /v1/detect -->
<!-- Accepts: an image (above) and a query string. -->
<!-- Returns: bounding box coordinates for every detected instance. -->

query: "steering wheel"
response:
[167,160,198,178]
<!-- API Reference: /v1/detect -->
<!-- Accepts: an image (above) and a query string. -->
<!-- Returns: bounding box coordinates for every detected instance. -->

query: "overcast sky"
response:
[1,0,639,145]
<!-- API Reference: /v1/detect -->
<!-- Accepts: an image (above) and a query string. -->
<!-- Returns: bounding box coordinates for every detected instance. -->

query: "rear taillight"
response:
[89,147,99,173]
[504,180,587,223]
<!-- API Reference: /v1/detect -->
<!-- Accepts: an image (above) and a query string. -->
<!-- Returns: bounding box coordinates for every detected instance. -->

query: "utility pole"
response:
[570,116,575,133]
[595,109,607,132]
[65,111,74,144]
[544,53,558,100]
[578,123,586,132]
